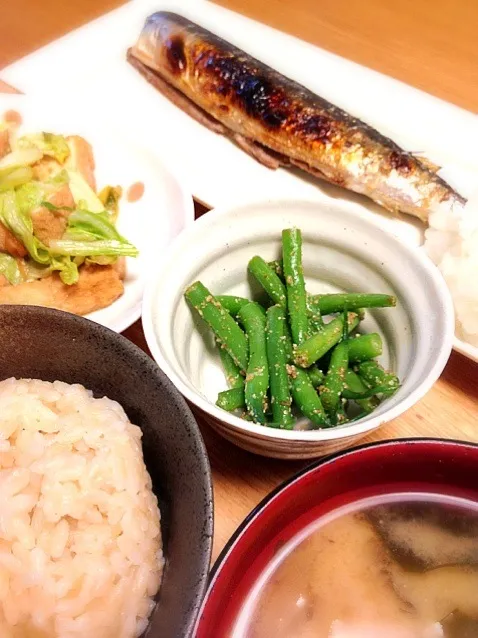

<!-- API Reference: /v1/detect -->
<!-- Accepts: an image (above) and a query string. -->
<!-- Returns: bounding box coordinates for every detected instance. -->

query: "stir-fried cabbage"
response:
[49,239,138,258]
[99,185,122,222]
[67,210,124,241]
[16,182,44,214]
[0,253,23,285]
[0,123,135,287]
[0,166,34,192]
[0,191,84,285]
[0,148,43,170]
[0,190,50,263]
[17,132,70,164]
[47,207,138,260]
[67,170,104,213]
[22,259,53,282]
[49,255,79,285]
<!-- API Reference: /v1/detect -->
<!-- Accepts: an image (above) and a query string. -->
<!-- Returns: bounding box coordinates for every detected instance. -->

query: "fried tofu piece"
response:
[31,156,62,182]
[0,264,124,315]
[0,221,27,257]
[114,256,126,280]
[31,185,75,245]
[65,135,96,190]
[0,129,11,159]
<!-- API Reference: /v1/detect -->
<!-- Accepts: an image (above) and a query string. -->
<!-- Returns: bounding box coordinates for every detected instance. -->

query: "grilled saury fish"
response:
[128,12,465,221]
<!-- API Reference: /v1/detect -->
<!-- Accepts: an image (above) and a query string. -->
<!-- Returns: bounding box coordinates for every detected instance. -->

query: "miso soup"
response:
[233,494,478,638]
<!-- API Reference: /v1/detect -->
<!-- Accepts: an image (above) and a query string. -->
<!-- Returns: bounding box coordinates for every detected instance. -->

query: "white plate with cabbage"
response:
[0,95,194,332]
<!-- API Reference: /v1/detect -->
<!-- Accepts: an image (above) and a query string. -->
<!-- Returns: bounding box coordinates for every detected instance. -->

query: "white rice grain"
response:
[424,191,478,346]
[0,378,163,638]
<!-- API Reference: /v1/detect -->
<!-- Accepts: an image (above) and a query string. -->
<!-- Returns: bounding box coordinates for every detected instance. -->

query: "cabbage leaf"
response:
[67,170,104,213]
[0,190,49,263]
[18,132,70,164]
[0,253,23,285]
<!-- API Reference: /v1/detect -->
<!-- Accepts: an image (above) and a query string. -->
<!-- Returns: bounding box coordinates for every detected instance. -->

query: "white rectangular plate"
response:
[3,0,478,361]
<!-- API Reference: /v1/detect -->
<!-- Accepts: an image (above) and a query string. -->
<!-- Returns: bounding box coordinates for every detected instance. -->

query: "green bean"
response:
[216,339,244,389]
[335,401,349,425]
[215,295,250,316]
[320,341,349,416]
[266,305,295,428]
[344,368,368,393]
[344,369,380,413]
[268,259,284,279]
[282,228,308,345]
[309,316,324,334]
[306,294,318,316]
[288,365,330,427]
[307,365,325,389]
[316,309,364,369]
[357,361,400,397]
[216,387,245,411]
[308,304,325,335]
[248,256,287,308]
[347,333,383,362]
[278,314,293,362]
[306,296,324,332]
[341,307,350,341]
[308,293,396,315]
[293,312,360,368]
[237,302,269,424]
[185,282,248,371]
[349,410,371,422]
[343,385,393,400]
[283,330,293,361]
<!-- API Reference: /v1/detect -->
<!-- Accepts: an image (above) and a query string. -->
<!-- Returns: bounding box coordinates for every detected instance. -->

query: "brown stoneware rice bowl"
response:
[0,305,213,638]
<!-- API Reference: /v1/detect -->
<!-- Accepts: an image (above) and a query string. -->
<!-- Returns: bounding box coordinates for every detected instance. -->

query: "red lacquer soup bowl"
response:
[195,438,478,637]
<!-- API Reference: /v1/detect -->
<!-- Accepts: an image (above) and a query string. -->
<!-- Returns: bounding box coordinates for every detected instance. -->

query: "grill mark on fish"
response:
[127,50,226,135]
[128,49,286,170]
[127,50,339,177]
[128,12,466,220]
[165,35,187,75]
[297,114,334,144]
[202,54,289,129]
[389,150,413,174]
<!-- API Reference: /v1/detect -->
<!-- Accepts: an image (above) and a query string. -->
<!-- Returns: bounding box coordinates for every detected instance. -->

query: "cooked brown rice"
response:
[0,378,163,638]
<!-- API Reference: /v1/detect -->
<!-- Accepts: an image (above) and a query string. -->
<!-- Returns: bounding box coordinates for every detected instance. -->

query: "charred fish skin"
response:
[129,11,465,220]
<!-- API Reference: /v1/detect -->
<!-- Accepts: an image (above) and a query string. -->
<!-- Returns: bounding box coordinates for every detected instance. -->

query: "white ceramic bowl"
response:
[143,200,454,459]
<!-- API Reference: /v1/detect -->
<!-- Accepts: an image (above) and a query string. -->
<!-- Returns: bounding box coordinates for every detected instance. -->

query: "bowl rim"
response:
[0,304,214,638]
[142,198,455,443]
[195,436,478,631]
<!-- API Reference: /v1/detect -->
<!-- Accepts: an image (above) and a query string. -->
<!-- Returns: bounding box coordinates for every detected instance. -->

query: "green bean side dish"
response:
[184,228,400,430]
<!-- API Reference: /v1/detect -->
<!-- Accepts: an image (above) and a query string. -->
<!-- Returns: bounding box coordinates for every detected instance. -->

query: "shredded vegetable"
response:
[0,166,34,192]
[0,148,43,170]
[0,190,50,264]
[0,120,136,288]
[18,132,70,164]
[67,170,104,213]
[49,239,138,257]
[0,253,23,285]
[15,182,44,213]
[99,185,122,221]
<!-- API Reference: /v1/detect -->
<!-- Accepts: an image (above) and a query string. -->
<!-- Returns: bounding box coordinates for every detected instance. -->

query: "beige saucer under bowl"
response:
[143,199,454,459]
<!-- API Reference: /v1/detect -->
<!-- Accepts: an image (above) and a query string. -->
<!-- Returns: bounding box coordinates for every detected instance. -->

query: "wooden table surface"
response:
[1,0,477,564]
